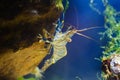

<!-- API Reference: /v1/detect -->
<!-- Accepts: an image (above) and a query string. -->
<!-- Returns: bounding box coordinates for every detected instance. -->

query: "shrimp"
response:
[40,9,100,72]
[40,26,100,72]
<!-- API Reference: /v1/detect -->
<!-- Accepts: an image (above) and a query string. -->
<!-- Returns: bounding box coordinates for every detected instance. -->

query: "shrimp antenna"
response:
[74,6,79,29]
[76,32,97,41]
[76,26,103,42]
[76,27,103,32]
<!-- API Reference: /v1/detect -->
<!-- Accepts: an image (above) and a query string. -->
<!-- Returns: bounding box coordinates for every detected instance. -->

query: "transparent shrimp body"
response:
[41,29,76,72]
[51,30,76,63]
[41,26,97,72]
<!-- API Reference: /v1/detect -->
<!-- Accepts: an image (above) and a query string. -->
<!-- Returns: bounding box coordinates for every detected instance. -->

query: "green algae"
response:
[101,4,120,59]
[17,77,36,80]
[55,0,69,12]
[90,0,120,79]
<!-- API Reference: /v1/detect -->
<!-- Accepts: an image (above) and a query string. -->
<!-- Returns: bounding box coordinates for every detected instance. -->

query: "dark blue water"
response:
[42,0,120,80]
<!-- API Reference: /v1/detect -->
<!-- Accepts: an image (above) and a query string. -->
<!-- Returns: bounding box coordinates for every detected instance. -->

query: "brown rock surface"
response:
[0,0,63,79]
[0,42,49,80]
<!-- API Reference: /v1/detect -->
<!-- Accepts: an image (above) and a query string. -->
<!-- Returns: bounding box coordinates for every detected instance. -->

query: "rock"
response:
[110,54,120,74]
[102,54,120,80]
[0,0,63,79]
[0,42,49,80]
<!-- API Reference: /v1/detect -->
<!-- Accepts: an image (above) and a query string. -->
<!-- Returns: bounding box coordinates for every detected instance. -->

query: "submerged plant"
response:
[90,0,120,79]
[102,5,120,57]
[55,0,69,12]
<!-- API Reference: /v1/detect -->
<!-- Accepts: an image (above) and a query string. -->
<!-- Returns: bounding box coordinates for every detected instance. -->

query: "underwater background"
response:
[0,0,120,80]
[42,0,120,80]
